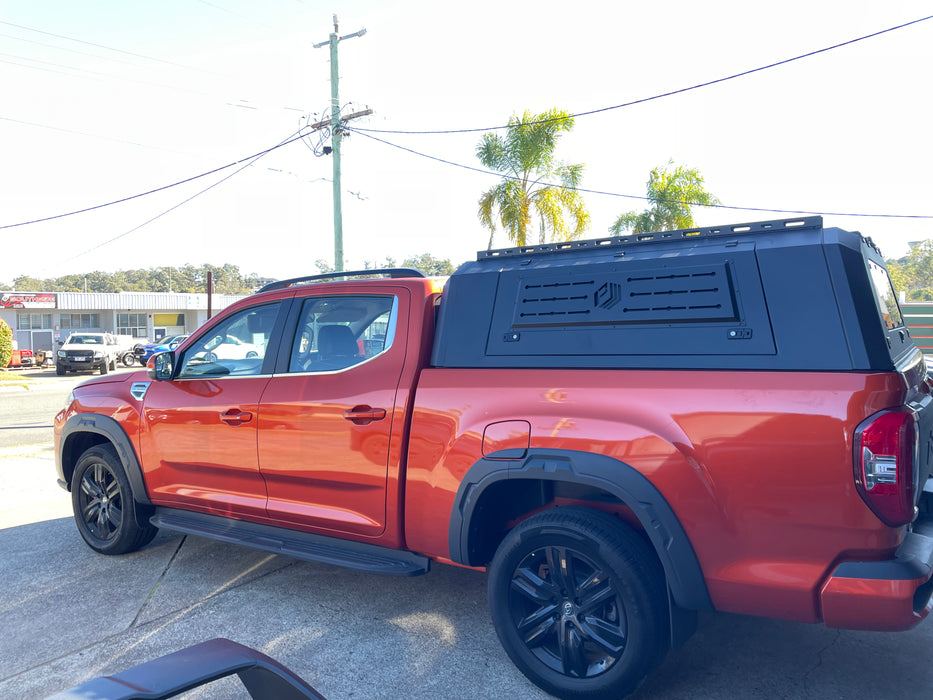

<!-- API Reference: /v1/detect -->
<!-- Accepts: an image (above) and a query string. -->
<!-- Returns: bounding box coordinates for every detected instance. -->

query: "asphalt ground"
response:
[1,370,932,699]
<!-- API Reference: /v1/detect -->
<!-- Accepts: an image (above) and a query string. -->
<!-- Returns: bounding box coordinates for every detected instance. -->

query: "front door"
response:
[138,302,283,518]
[258,291,407,537]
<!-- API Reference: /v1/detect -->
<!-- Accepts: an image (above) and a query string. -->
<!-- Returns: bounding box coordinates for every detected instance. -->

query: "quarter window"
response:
[867,260,904,330]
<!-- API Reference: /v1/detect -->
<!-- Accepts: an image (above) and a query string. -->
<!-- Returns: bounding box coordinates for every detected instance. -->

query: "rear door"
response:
[258,289,409,537]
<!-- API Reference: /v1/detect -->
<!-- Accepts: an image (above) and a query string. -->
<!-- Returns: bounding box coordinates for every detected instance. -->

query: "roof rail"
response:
[478,216,824,260]
[257,268,426,293]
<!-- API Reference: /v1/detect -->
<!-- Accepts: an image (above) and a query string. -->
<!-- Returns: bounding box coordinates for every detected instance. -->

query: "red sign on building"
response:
[0,293,56,309]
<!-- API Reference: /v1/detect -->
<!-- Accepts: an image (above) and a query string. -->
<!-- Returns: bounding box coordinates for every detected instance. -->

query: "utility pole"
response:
[313,15,368,272]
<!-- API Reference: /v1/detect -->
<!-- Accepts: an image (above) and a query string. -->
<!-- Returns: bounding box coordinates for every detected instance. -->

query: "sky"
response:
[1,0,932,287]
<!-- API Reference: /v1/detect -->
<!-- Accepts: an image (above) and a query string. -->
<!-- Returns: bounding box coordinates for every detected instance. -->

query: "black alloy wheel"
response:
[71,445,157,555]
[489,507,668,700]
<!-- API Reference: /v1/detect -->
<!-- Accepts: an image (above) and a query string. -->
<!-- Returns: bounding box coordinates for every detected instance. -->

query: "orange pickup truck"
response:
[55,217,933,700]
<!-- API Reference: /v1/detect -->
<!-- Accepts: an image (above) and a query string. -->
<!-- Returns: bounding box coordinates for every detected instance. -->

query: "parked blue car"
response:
[134,334,189,363]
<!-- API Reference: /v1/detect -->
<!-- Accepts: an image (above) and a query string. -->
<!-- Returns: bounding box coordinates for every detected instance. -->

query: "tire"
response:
[70,444,158,555]
[120,351,136,367]
[488,507,668,700]
[245,351,259,359]
[99,360,109,375]
[109,358,116,371]
[56,365,65,376]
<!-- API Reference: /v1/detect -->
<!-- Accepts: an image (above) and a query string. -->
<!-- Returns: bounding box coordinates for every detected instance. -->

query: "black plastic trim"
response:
[57,412,151,508]
[151,508,430,576]
[449,448,712,611]
[831,518,933,582]
[51,638,324,700]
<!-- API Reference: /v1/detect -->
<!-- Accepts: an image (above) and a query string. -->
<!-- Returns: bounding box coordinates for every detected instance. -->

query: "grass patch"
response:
[0,370,34,388]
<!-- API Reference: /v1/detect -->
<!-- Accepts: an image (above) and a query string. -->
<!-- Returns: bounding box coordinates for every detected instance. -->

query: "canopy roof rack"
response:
[258,268,425,293]
[478,216,825,260]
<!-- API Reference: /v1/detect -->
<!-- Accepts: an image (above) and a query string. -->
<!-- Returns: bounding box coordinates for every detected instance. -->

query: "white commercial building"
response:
[1,291,246,353]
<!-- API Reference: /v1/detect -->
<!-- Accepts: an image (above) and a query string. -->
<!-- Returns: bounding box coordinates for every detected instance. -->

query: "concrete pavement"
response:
[2,443,932,699]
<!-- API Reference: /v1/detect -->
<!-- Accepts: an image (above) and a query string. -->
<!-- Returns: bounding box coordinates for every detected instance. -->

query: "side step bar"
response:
[151,508,430,576]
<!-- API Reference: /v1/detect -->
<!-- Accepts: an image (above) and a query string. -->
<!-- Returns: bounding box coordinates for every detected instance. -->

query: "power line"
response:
[0,49,308,114]
[347,127,933,221]
[0,50,212,95]
[0,129,315,231]
[0,30,144,67]
[0,19,213,74]
[0,114,192,154]
[354,15,933,136]
[59,128,308,265]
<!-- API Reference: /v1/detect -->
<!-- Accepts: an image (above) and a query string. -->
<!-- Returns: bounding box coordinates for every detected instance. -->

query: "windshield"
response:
[68,335,103,344]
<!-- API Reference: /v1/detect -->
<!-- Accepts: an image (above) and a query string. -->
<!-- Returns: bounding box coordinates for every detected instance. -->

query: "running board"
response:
[150,508,430,576]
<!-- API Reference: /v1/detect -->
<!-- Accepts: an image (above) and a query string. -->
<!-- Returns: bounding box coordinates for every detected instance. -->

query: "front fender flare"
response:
[58,412,152,508]
[449,448,712,611]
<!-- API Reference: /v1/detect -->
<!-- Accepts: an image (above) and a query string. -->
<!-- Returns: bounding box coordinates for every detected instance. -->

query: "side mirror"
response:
[147,351,175,381]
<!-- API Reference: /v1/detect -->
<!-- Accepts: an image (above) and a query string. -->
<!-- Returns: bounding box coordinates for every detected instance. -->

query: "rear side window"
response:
[868,260,904,330]
[288,295,397,373]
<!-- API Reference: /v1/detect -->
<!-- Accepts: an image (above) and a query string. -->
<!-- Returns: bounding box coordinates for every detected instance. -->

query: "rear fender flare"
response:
[449,448,712,611]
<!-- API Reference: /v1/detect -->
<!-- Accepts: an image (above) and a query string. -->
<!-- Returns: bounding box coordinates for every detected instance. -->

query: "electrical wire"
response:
[0,129,316,231]
[347,127,933,221]
[354,15,933,136]
[0,20,214,74]
[0,115,192,154]
[58,128,307,265]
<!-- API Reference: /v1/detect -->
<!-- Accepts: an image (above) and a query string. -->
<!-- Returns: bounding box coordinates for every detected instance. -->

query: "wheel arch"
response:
[448,448,712,611]
[58,413,152,513]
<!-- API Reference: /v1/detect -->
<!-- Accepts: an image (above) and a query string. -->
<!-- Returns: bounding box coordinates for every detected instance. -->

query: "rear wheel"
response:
[488,507,668,700]
[70,445,157,555]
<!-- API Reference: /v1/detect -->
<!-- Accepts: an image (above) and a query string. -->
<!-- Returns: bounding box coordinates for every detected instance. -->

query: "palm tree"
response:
[477,108,590,249]
[610,160,720,235]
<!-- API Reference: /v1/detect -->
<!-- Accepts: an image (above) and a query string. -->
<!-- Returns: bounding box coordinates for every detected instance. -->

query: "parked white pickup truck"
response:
[56,332,121,375]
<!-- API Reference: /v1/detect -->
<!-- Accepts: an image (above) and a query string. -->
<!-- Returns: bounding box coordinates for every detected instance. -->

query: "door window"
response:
[178,303,280,378]
[288,295,397,373]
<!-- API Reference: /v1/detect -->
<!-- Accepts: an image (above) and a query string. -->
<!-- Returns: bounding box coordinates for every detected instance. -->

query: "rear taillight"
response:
[854,408,918,527]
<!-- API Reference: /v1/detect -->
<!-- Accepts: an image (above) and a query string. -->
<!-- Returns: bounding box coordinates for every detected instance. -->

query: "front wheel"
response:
[99,360,109,375]
[488,507,668,700]
[70,445,157,555]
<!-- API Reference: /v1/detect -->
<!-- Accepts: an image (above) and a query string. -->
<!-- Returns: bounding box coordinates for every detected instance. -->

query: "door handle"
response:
[343,405,387,426]
[220,409,253,426]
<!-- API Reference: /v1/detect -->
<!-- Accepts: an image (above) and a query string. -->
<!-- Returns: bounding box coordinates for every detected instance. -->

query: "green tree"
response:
[477,108,590,249]
[0,318,12,369]
[886,240,933,301]
[610,160,720,235]
[402,253,455,276]
[314,259,335,274]
[12,276,45,290]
